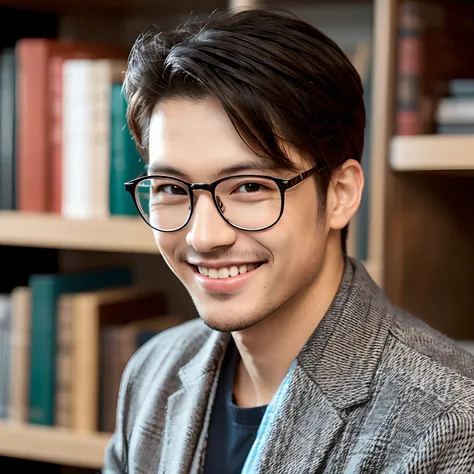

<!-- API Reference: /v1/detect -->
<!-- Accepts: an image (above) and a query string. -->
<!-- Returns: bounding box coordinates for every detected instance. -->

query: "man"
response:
[103,8,474,474]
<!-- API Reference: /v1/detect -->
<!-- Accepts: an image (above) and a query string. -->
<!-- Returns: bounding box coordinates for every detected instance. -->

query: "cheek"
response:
[263,191,326,272]
[283,188,323,238]
[257,198,325,266]
[153,231,182,267]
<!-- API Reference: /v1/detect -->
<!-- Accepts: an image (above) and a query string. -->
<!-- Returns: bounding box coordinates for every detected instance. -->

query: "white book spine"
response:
[62,60,100,220]
[436,98,474,124]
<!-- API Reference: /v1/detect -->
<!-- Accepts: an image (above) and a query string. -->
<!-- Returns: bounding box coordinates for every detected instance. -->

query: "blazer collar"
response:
[177,328,230,388]
[254,258,392,473]
[159,329,231,474]
[297,257,391,410]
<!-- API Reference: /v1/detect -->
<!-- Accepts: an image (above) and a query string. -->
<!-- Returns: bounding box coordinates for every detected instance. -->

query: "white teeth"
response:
[208,268,219,279]
[198,266,209,276]
[218,268,229,278]
[197,263,260,278]
[229,266,239,277]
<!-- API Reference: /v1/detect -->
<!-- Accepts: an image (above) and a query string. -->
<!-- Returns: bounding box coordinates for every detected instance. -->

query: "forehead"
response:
[148,97,257,178]
[148,97,299,180]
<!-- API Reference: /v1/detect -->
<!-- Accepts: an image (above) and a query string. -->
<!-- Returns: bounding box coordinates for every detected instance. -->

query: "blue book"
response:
[436,123,474,134]
[28,265,134,425]
[449,79,474,98]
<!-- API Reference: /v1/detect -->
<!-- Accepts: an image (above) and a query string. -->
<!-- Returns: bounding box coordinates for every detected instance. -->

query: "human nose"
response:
[185,192,237,252]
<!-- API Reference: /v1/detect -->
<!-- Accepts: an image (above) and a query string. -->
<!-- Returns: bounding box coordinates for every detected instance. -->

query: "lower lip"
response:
[192,264,264,293]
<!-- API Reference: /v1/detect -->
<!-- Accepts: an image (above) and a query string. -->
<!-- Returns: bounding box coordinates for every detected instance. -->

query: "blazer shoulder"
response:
[385,304,474,410]
[104,318,218,471]
[113,318,217,427]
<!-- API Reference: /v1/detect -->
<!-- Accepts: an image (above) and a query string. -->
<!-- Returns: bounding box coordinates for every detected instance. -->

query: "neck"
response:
[232,243,345,408]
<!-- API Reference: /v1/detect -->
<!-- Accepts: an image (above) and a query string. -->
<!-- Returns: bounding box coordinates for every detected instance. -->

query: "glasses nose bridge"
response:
[190,182,214,195]
[189,182,222,216]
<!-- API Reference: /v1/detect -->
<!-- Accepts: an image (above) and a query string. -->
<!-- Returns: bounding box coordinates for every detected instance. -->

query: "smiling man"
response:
[103,8,474,474]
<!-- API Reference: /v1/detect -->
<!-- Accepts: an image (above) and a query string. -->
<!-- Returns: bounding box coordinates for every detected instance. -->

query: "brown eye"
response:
[155,184,187,195]
[237,182,263,193]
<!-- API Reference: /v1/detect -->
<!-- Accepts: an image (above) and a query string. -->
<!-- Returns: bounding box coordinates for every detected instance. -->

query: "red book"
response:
[15,38,126,213]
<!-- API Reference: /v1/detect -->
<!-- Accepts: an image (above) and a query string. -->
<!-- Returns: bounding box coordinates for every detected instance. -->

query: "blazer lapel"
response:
[251,258,391,473]
[254,366,344,473]
[159,330,231,474]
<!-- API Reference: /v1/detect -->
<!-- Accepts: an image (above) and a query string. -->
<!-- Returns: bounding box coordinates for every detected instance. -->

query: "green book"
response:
[109,82,145,216]
[0,48,17,210]
[28,265,134,425]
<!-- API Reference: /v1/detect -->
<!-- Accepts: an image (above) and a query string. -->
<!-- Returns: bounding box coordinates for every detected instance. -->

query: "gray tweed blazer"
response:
[103,258,474,473]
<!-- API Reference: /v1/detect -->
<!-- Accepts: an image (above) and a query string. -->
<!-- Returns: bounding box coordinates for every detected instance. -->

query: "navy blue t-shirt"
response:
[203,341,267,474]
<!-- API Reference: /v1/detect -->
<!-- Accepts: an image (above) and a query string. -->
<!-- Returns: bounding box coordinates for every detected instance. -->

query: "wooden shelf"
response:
[0,0,371,17]
[0,0,226,16]
[0,211,158,254]
[0,422,111,469]
[390,134,474,171]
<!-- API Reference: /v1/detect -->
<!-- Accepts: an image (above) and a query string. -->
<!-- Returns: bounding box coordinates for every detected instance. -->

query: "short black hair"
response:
[124,8,366,253]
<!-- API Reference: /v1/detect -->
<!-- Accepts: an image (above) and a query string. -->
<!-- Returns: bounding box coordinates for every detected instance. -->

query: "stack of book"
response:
[435,79,474,135]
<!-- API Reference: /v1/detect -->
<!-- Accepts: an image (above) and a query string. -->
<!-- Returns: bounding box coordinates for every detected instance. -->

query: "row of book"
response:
[0,264,186,433]
[395,0,474,136]
[435,79,474,134]
[0,38,144,218]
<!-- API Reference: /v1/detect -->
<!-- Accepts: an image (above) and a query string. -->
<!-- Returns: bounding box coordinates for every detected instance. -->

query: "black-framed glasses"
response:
[124,165,325,232]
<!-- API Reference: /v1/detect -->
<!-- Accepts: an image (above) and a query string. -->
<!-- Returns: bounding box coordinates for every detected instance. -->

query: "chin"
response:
[200,316,261,333]
[196,303,268,333]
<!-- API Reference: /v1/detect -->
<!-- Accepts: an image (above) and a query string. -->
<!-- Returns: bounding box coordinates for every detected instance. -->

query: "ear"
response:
[327,159,364,230]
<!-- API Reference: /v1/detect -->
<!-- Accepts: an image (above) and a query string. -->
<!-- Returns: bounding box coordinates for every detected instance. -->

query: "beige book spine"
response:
[9,287,31,423]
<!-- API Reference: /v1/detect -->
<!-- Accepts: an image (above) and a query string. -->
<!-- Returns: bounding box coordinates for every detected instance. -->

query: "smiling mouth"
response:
[192,263,264,279]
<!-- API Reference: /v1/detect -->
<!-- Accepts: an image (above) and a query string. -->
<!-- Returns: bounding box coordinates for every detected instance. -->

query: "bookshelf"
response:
[0,422,110,469]
[378,0,474,340]
[0,0,468,468]
[0,0,385,471]
[0,211,157,253]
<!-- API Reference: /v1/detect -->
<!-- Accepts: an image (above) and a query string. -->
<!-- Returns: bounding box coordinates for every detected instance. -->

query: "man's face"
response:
[148,97,330,332]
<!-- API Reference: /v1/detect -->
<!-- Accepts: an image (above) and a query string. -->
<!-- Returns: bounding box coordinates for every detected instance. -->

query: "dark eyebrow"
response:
[146,160,282,181]
[146,163,189,180]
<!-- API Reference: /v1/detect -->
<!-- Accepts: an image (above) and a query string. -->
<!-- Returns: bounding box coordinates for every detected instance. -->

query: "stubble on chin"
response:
[191,285,275,332]
[201,316,259,333]
[197,298,266,333]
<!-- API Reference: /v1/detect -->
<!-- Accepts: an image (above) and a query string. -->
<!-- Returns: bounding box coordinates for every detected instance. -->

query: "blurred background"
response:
[0,0,473,471]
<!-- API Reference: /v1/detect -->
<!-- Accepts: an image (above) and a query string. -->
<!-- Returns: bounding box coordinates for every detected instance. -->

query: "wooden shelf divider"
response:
[0,422,111,469]
[0,211,158,254]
